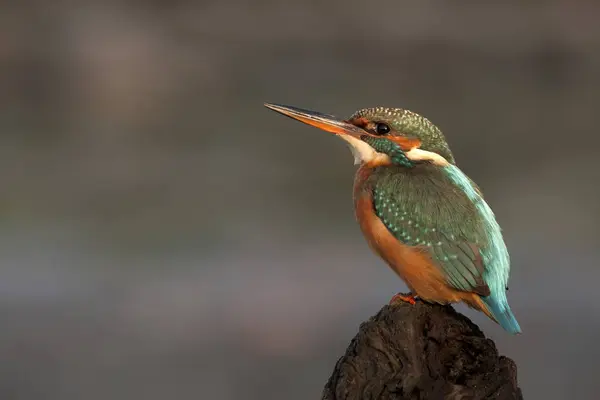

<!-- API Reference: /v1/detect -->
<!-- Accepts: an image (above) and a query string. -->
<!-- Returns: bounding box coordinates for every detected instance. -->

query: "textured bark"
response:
[322,298,522,400]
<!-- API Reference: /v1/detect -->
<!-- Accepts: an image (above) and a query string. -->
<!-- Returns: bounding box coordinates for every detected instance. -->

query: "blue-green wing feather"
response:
[368,163,520,334]
[372,185,489,296]
[444,164,520,333]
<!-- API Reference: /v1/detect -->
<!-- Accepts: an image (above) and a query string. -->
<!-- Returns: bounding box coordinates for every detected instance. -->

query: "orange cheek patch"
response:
[389,136,422,151]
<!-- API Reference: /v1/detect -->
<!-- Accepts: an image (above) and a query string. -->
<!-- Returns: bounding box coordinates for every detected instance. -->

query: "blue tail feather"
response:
[483,296,521,334]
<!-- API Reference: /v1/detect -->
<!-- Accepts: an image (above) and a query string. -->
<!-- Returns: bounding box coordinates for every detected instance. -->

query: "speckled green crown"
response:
[351,107,455,164]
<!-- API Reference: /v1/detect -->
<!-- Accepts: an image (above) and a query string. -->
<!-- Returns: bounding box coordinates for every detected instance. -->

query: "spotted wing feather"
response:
[369,165,491,296]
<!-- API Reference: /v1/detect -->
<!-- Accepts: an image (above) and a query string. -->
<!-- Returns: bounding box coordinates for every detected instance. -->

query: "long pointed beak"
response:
[264,103,365,137]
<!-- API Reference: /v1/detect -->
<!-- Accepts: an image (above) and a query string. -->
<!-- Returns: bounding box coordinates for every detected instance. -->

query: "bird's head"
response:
[264,104,454,167]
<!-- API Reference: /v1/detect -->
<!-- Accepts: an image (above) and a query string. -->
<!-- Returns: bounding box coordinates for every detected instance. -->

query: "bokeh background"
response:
[1,1,599,399]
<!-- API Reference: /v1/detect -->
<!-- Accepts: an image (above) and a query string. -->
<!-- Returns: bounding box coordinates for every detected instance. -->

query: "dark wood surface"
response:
[322,298,522,400]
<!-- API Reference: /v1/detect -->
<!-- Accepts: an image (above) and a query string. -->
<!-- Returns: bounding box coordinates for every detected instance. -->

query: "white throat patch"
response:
[338,135,390,165]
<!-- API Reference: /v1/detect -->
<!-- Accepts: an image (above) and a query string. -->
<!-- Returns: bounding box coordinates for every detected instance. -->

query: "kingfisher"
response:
[264,103,521,334]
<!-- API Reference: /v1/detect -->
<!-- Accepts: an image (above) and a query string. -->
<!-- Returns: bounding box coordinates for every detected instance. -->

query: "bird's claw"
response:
[389,292,417,305]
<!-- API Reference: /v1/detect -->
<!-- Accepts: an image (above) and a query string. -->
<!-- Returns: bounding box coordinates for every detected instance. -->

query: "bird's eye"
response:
[375,123,390,135]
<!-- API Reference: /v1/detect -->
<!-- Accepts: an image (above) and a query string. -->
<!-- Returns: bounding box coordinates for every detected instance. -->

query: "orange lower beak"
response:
[264,103,365,138]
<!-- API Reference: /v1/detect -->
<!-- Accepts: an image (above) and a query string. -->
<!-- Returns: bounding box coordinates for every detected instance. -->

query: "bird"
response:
[264,103,521,335]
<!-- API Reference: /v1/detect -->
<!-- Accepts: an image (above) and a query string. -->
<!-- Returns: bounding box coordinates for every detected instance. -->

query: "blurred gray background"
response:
[1,1,599,399]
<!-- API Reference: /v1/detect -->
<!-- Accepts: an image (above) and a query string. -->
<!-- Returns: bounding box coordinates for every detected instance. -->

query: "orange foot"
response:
[389,292,417,305]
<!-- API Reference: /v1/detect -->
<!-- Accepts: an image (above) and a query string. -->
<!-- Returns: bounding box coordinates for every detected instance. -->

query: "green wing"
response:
[369,165,491,296]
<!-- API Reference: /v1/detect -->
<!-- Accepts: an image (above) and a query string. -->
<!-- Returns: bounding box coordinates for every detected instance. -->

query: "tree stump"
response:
[322,297,522,400]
